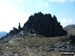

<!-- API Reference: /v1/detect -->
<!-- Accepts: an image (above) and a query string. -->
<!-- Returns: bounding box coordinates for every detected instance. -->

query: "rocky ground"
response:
[0,35,74,56]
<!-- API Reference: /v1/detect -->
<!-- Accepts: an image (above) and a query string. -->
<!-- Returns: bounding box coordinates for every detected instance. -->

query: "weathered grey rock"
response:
[23,12,67,37]
[9,40,14,44]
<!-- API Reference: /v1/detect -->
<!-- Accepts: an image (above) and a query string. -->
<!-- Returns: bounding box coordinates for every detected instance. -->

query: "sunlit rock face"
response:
[23,12,67,37]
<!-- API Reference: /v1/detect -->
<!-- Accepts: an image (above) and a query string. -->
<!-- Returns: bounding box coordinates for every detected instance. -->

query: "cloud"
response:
[49,0,75,2]
[44,3,49,7]
[17,0,23,3]
[38,0,49,8]
[59,18,73,27]
[0,1,30,32]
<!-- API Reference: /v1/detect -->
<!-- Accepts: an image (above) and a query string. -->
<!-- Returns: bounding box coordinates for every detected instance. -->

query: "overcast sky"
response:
[0,0,75,32]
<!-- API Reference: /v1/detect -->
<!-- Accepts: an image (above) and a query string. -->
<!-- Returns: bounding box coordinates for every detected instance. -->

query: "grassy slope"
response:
[0,35,68,56]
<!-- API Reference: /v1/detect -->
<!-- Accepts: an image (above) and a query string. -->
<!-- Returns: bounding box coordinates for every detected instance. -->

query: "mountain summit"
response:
[4,12,67,37]
[22,12,67,37]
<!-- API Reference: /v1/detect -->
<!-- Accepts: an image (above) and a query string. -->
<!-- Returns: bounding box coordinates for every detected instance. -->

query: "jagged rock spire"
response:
[18,22,21,29]
[23,12,67,37]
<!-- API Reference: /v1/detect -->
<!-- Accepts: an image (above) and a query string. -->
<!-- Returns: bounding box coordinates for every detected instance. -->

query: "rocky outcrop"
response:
[0,23,23,41]
[23,12,67,37]
[68,35,75,44]
[9,23,23,36]
[1,12,67,39]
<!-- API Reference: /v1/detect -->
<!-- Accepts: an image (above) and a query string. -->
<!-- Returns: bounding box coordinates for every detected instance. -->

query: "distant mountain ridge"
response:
[0,32,7,38]
[64,24,75,30]
[64,25,75,35]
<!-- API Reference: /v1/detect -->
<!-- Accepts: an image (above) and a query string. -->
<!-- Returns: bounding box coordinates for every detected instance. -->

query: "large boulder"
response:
[23,12,67,37]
